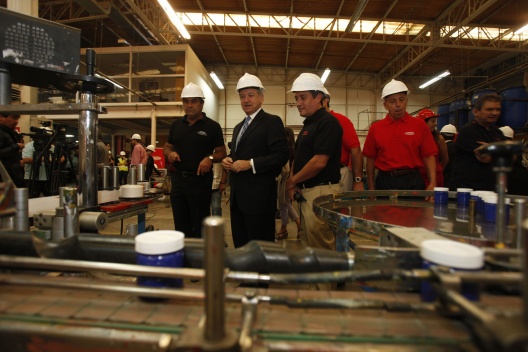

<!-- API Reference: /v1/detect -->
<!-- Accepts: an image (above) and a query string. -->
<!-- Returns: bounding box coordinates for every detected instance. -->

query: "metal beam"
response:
[314,0,347,71]
[186,30,527,52]
[343,0,400,74]
[194,0,229,66]
[242,0,259,69]
[124,0,170,45]
[378,0,502,82]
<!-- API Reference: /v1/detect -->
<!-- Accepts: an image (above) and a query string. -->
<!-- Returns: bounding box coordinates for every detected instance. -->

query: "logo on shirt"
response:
[197,131,208,136]
[303,131,309,136]
[404,132,415,135]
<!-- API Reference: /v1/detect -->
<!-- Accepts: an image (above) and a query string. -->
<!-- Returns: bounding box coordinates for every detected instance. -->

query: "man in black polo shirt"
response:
[163,83,226,238]
[285,73,342,252]
[451,94,506,191]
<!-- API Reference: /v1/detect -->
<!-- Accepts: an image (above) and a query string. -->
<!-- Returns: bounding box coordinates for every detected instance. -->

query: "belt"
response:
[379,168,419,177]
[175,170,198,177]
[300,181,339,189]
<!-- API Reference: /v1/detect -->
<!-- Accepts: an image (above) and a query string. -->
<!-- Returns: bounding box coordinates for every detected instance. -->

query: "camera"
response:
[293,191,306,203]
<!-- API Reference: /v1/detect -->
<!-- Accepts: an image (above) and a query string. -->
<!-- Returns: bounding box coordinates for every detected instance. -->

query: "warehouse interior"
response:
[0,0,527,351]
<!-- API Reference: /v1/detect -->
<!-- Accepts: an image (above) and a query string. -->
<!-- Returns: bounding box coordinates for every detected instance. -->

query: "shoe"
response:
[275,230,288,241]
[296,228,303,240]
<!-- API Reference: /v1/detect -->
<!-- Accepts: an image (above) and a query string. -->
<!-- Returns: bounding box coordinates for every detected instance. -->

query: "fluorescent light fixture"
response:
[321,68,331,83]
[66,134,74,138]
[419,70,451,89]
[514,23,528,35]
[157,0,191,40]
[210,71,224,90]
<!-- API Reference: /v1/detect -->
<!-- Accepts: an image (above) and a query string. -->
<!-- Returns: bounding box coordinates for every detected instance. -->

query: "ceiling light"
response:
[210,71,224,90]
[321,68,331,83]
[157,0,191,40]
[419,70,450,89]
[514,24,528,35]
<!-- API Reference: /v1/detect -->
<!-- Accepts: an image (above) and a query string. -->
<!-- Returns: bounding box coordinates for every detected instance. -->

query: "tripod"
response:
[27,126,77,197]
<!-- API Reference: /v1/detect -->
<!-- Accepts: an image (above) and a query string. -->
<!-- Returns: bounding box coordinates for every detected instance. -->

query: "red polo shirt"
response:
[362,112,438,171]
[329,110,360,166]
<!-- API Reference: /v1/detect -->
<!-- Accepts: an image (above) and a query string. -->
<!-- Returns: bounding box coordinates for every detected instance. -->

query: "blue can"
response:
[434,187,449,205]
[420,240,483,302]
[135,231,185,289]
[456,188,473,207]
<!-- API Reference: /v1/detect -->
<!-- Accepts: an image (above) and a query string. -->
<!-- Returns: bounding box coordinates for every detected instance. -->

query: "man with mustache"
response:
[285,73,342,253]
[362,79,437,191]
[164,83,226,238]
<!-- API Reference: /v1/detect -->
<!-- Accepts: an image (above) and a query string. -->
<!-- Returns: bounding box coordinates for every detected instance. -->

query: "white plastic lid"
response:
[434,187,449,191]
[420,239,483,269]
[484,195,498,204]
[457,188,473,193]
[135,230,185,255]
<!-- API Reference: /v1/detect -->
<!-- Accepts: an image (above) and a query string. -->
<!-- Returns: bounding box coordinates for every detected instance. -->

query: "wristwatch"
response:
[208,155,214,161]
[354,177,362,183]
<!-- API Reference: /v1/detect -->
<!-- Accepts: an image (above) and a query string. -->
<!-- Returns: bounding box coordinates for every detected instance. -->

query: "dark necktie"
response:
[235,116,251,150]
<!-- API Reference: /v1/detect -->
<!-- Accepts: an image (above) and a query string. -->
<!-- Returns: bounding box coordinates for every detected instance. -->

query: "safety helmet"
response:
[146,144,156,152]
[381,79,410,100]
[439,124,457,134]
[322,86,331,98]
[499,126,514,139]
[131,133,141,140]
[289,73,326,93]
[181,82,205,99]
[120,151,126,156]
[236,73,265,92]
[416,109,436,121]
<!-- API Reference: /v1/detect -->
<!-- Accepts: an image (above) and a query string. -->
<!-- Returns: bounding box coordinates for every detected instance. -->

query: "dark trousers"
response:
[375,169,425,190]
[25,179,48,198]
[119,171,128,185]
[170,173,212,238]
[230,196,275,248]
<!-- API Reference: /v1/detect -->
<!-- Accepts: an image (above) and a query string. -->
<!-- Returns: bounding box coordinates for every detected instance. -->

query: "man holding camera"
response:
[0,114,24,187]
[286,73,342,252]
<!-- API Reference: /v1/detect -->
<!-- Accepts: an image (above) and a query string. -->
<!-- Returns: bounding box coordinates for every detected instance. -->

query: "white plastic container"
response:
[420,239,483,302]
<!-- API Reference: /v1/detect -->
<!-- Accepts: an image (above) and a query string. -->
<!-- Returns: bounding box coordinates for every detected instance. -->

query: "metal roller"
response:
[79,211,109,232]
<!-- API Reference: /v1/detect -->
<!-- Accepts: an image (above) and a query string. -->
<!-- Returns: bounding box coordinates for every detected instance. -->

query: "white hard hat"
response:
[131,133,141,140]
[146,144,156,152]
[120,151,126,156]
[181,82,205,99]
[439,124,457,134]
[381,79,410,100]
[499,126,514,139]
[289,73,326,93]
[236,73,265,92]
[322,86,331,98]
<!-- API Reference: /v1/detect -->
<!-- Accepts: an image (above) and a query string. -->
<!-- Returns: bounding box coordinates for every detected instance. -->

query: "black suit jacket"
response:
[228,109,288,214]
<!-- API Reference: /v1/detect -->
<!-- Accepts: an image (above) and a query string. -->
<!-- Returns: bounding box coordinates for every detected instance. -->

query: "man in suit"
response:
[222,73,289,247]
